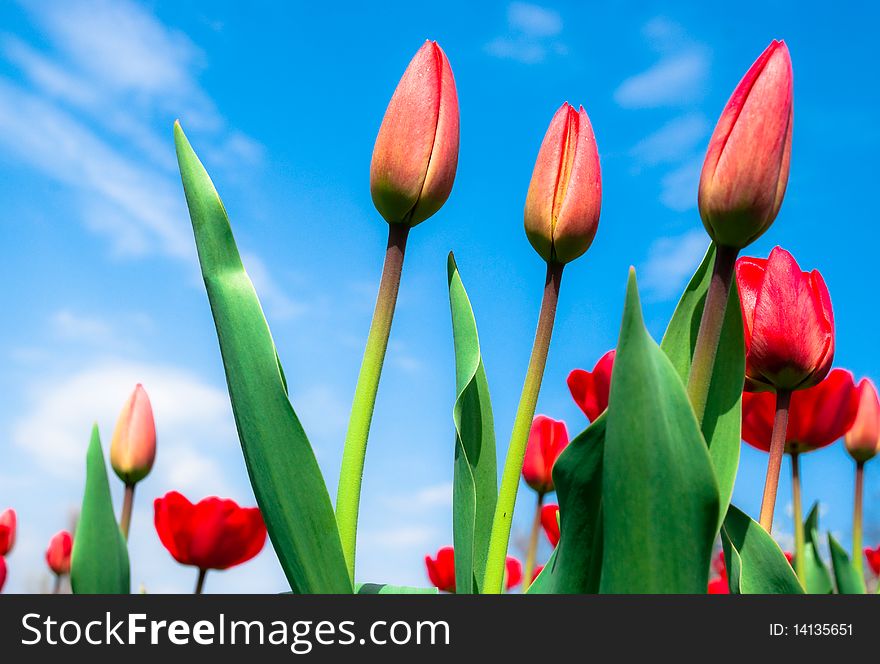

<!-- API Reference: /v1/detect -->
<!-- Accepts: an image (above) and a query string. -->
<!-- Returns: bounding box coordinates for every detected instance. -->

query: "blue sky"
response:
[0,0,877,593]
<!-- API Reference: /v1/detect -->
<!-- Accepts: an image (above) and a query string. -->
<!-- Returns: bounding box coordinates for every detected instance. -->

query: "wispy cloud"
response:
[614,49,709,109]
[639,229,708,301]
[659,156,703,211]
[630,113,708,168]
[485,2,566,64]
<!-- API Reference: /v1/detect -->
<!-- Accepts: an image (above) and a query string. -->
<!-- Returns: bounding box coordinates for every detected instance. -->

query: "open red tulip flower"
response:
[845,378,880,464]
[0,555,6,593]
[567,350,615,422]
[505,556,523,591]
[707,552,729,594]
[865,546,880,577]
[46,530,73,577]
[742,369,859,455]
[154,491,266,593]
[522,416,570,495]
[541,503,560,547]
[425,546,456,593]
[0,509,15,556]
[736,247,834,394]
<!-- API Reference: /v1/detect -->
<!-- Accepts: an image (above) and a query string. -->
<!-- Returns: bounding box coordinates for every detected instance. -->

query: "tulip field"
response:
[1,23,878,598]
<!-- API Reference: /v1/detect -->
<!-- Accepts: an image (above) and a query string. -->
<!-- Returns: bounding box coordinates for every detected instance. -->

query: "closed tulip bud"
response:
[370,41,459,227]
[110,384,156,485]
[522,416,570,495]
[736,247,834,393]
[0,509,16,556]
[541,503,560,547]
[524,102,601,264]
[46,531,73,576]
[865,546,880,576]
[504,557,523,591]
[425,546,456,593]
[699,40,793,249]
[0,555,6,592]
[845,379,880,463]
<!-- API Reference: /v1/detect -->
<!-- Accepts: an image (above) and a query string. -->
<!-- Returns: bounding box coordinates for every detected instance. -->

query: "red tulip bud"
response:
[567,349,615,421]
[522,416,570,494]
[46,530,73,576]
[845,378,880,463]
[424,546,456,593]
[531,564,544,584]
[699,40,793,249]
[865,546,880,576]
[736,247,834,393]
[0,509,16,556]
[504,556,523,591]
[524,102,601,264]
[370,41,459,227]
[0,555,6,592]
[541,503,560,547]
[110,384,156,485]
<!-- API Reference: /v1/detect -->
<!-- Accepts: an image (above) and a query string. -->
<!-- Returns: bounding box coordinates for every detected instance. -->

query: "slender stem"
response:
[194,568,207,595]
[791,452,806,584]
[758,390,791,532]
[686,244,739,423]
[336,223,409,581]
[522,492,545,591]
[483,262,563,594]
[119,483,135,540]
[52,574,62,595]
[853,461,865,577]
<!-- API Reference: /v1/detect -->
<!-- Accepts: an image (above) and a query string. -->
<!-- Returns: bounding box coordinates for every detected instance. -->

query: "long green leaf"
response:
[600,270,720,593]
[447,253,497,594]
[828,533,866,594]
[528,416,604,594]
[356,583,439,594]
[803,503,833,594]
[721,504,803,594]
[70,425,130,594]
[661,244,744,527]
[174,122,350,593]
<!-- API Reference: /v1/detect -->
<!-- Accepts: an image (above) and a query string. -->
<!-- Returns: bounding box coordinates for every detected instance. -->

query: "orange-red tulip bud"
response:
[0,509,15,556]
[46,530,73,576]
[110,384,156,485]
[846,378,880,463]
[370,41,459,227]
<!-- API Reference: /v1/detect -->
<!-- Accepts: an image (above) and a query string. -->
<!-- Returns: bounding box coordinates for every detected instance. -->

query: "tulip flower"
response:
[425,546,456,593]
[699,40,793,250]
[154,491,266,593]
[0,555,6,593]
[46,530,73,593]
[845,378,880,576]
[865,546,880,577]
[505,556,523,591]
[339,41,460,581]
[541,503,560,547]
[567,350,615,421]
[110,384,157,540]
[707,552,729,594]
[0,509,15,556]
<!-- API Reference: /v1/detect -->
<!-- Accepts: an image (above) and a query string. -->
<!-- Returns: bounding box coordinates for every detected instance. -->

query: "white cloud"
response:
[508,3,563,38]
[640,229,708,301]
[630,113,708,167]
[659,156,703,211]
[640,17,688,53]
[614,49,710,108]
[240,252,308,321]
[384,482,453,512]
[485,2,565,64]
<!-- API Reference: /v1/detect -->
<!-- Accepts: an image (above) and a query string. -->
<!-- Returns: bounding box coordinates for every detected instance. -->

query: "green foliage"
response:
[828,533,866,594]
[356,583,439,594]
[802,503,833,594]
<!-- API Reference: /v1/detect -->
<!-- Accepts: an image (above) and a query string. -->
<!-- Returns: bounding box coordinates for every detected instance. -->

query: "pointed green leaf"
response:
[447,253,497,594]
[661,244,744,527]
[175,122,350,593]
[70,425,130,594]
[828,533,866,594]
[721,504,803,594]
[356,583,439,594]
[600,270,720,593]
[803,503,833,594]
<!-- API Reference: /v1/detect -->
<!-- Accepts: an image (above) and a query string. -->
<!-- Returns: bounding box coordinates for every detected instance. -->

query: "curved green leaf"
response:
[600,270,719,593]
[70,425,130,594]
[447,253,497,594]
[356,583,439,594]
[803,503,833,594]
[175,122,350,594]
[828,533,866,594]
[660,243,744,527]
[721,504,803,594]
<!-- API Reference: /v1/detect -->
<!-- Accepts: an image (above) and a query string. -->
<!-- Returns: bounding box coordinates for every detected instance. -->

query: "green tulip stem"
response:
[52,575,62,595]
[686,243,739,423]
[195,568,207,595]
[522,492,545,591]
[758,389,791,532]
[119,483,135,541]
[336,223,410,581]
[790,452,806,584]
[853,460,865,577]
[484,261,563,594]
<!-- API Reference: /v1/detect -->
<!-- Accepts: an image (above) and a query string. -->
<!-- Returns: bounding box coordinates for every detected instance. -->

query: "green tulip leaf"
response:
[528,416,604,594]
[802,503,833,594]
[660,243,744,527]
[828,533,866,594]
[70,425,130,594]
[175,122,350,594]
[447,253,497,594]
[720,504,803,594]
[600,270,720,593]
[356,583,439,594]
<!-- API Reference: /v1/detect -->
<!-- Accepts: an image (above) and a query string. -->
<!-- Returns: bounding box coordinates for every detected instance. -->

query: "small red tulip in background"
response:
[505,557,523,591]
[46,530,73,577]
[531,564,544,584]
[865,546,880,576]
[541,503,560,547]
[524,102,602,264]
[370,41,459,227]
[0,508,15,556]
[845,379,880,463]
[522,416,570,495]
[425,546,456,593]
[707,552,729,594]
[699,40,793,249]
[736,247,834,393]
[567,350,615,421]
[742,369,858,454]
[110,384,157,485]
[0,555,6,593]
